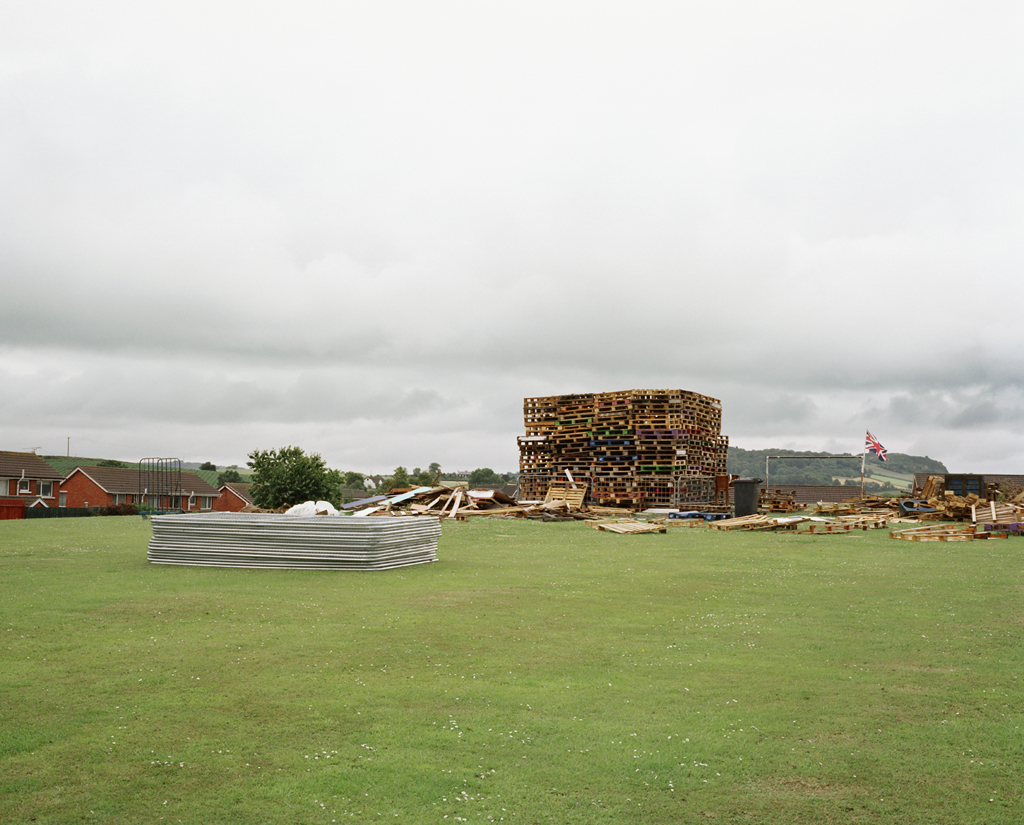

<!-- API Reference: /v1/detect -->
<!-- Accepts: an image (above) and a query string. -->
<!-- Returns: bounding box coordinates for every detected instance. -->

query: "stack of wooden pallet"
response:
[518,389,729,511]
[972,500,1024,534]
[759,489,799,512]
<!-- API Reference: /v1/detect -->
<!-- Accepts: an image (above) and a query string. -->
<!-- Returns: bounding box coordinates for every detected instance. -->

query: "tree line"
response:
[243,447,513,510]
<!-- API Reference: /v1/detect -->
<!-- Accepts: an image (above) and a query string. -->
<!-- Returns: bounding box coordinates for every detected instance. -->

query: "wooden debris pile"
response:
[759,489,800,512]
[811,491,1007,523]
[345,486,520,519]
[344,481,601,522]
[814,495,896,515]
[919,492,984,521]
[707,514,800,531]
[336,478,1024,539]
[518,389,729,512]
[805,514,888,533]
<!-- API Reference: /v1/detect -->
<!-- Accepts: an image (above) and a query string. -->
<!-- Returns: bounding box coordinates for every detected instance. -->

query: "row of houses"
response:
[0,451,254,519]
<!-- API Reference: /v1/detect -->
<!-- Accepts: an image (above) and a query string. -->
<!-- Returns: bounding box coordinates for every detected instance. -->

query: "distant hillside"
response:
[43,455,130,475]
[728,447,947,491]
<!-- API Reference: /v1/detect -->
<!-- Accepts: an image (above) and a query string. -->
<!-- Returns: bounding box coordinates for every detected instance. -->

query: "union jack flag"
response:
[865,430,888,461]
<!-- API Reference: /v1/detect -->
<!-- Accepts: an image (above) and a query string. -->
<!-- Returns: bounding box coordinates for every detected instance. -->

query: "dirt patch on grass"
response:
[753,777,858,798]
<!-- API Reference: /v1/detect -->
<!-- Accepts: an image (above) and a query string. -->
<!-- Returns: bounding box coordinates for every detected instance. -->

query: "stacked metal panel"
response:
[518,389,729,510]
[147,513,440,570]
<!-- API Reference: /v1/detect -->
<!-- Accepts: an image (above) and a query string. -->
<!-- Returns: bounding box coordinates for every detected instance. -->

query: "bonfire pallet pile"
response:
[518,389,729,511]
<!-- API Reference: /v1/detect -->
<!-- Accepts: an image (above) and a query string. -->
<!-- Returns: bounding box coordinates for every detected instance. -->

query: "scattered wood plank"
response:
[709,514,774,531]
[890,525,979,541]
[586,518,667,534]
[588,505,637,518]
[803,517,884,533]
[453,505,538,520]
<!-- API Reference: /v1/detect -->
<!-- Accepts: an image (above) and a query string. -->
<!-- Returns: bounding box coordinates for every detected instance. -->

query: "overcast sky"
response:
[2,1,1022,475]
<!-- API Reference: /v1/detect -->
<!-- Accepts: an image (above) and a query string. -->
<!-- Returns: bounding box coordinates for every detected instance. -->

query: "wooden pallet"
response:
[708,514,774,531]
[972,501,1024,524]
[806,516,887,533]
[586,518,667,534]
[888,525,1002,541]
[802,519,884,540]
[544,480,588,510]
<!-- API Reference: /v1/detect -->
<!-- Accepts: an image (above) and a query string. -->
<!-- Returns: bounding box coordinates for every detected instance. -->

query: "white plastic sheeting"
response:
[284,500,339,516]
[147,512,440,570]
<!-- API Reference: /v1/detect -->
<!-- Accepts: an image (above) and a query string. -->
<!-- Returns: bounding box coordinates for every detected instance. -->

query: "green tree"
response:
[217,469,243,486]
[468,467,502,487]
[246,446,340,509]
[200,461,217,471]
[386,466,411,492]
[342,471,366,491]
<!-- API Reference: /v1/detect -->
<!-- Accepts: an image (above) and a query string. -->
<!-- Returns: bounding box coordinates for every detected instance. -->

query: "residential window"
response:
[39,481,53,497]
[170,495,182,509]
[113,493,126,505]
[200,496,212,510]
[18,478,30,494]
[59,491,67,507]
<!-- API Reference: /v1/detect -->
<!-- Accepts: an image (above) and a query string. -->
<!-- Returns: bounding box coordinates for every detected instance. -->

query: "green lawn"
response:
[1,516,1022,824]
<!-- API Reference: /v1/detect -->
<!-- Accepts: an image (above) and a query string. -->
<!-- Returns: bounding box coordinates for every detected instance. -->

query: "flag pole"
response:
[860,442,866,497]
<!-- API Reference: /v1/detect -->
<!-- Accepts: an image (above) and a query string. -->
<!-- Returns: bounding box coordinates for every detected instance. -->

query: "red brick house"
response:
[0,451,64,518]
[213,482,254,512]
[61,466,220,511]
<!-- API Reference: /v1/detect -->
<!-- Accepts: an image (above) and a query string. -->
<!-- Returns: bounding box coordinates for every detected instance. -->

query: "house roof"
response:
[0,451,64,481]
[218,482,254,504]
[65,466,220,496]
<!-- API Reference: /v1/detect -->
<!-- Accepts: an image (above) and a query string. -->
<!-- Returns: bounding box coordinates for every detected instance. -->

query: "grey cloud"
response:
[1,2,1022,473]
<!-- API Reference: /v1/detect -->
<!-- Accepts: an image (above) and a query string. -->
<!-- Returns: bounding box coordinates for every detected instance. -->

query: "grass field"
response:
[2,515,1022,824]
[865,470,916,491]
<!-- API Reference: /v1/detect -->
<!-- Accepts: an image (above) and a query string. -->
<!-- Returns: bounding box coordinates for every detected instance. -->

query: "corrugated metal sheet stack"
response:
[147,513,440,570]
[518,389,729,510]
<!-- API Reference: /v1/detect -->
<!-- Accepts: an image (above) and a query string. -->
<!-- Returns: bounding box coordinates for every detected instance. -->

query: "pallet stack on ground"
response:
[518,389,729,511]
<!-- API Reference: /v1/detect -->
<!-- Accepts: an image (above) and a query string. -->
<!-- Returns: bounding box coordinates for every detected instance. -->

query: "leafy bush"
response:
[98,502,140,517]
